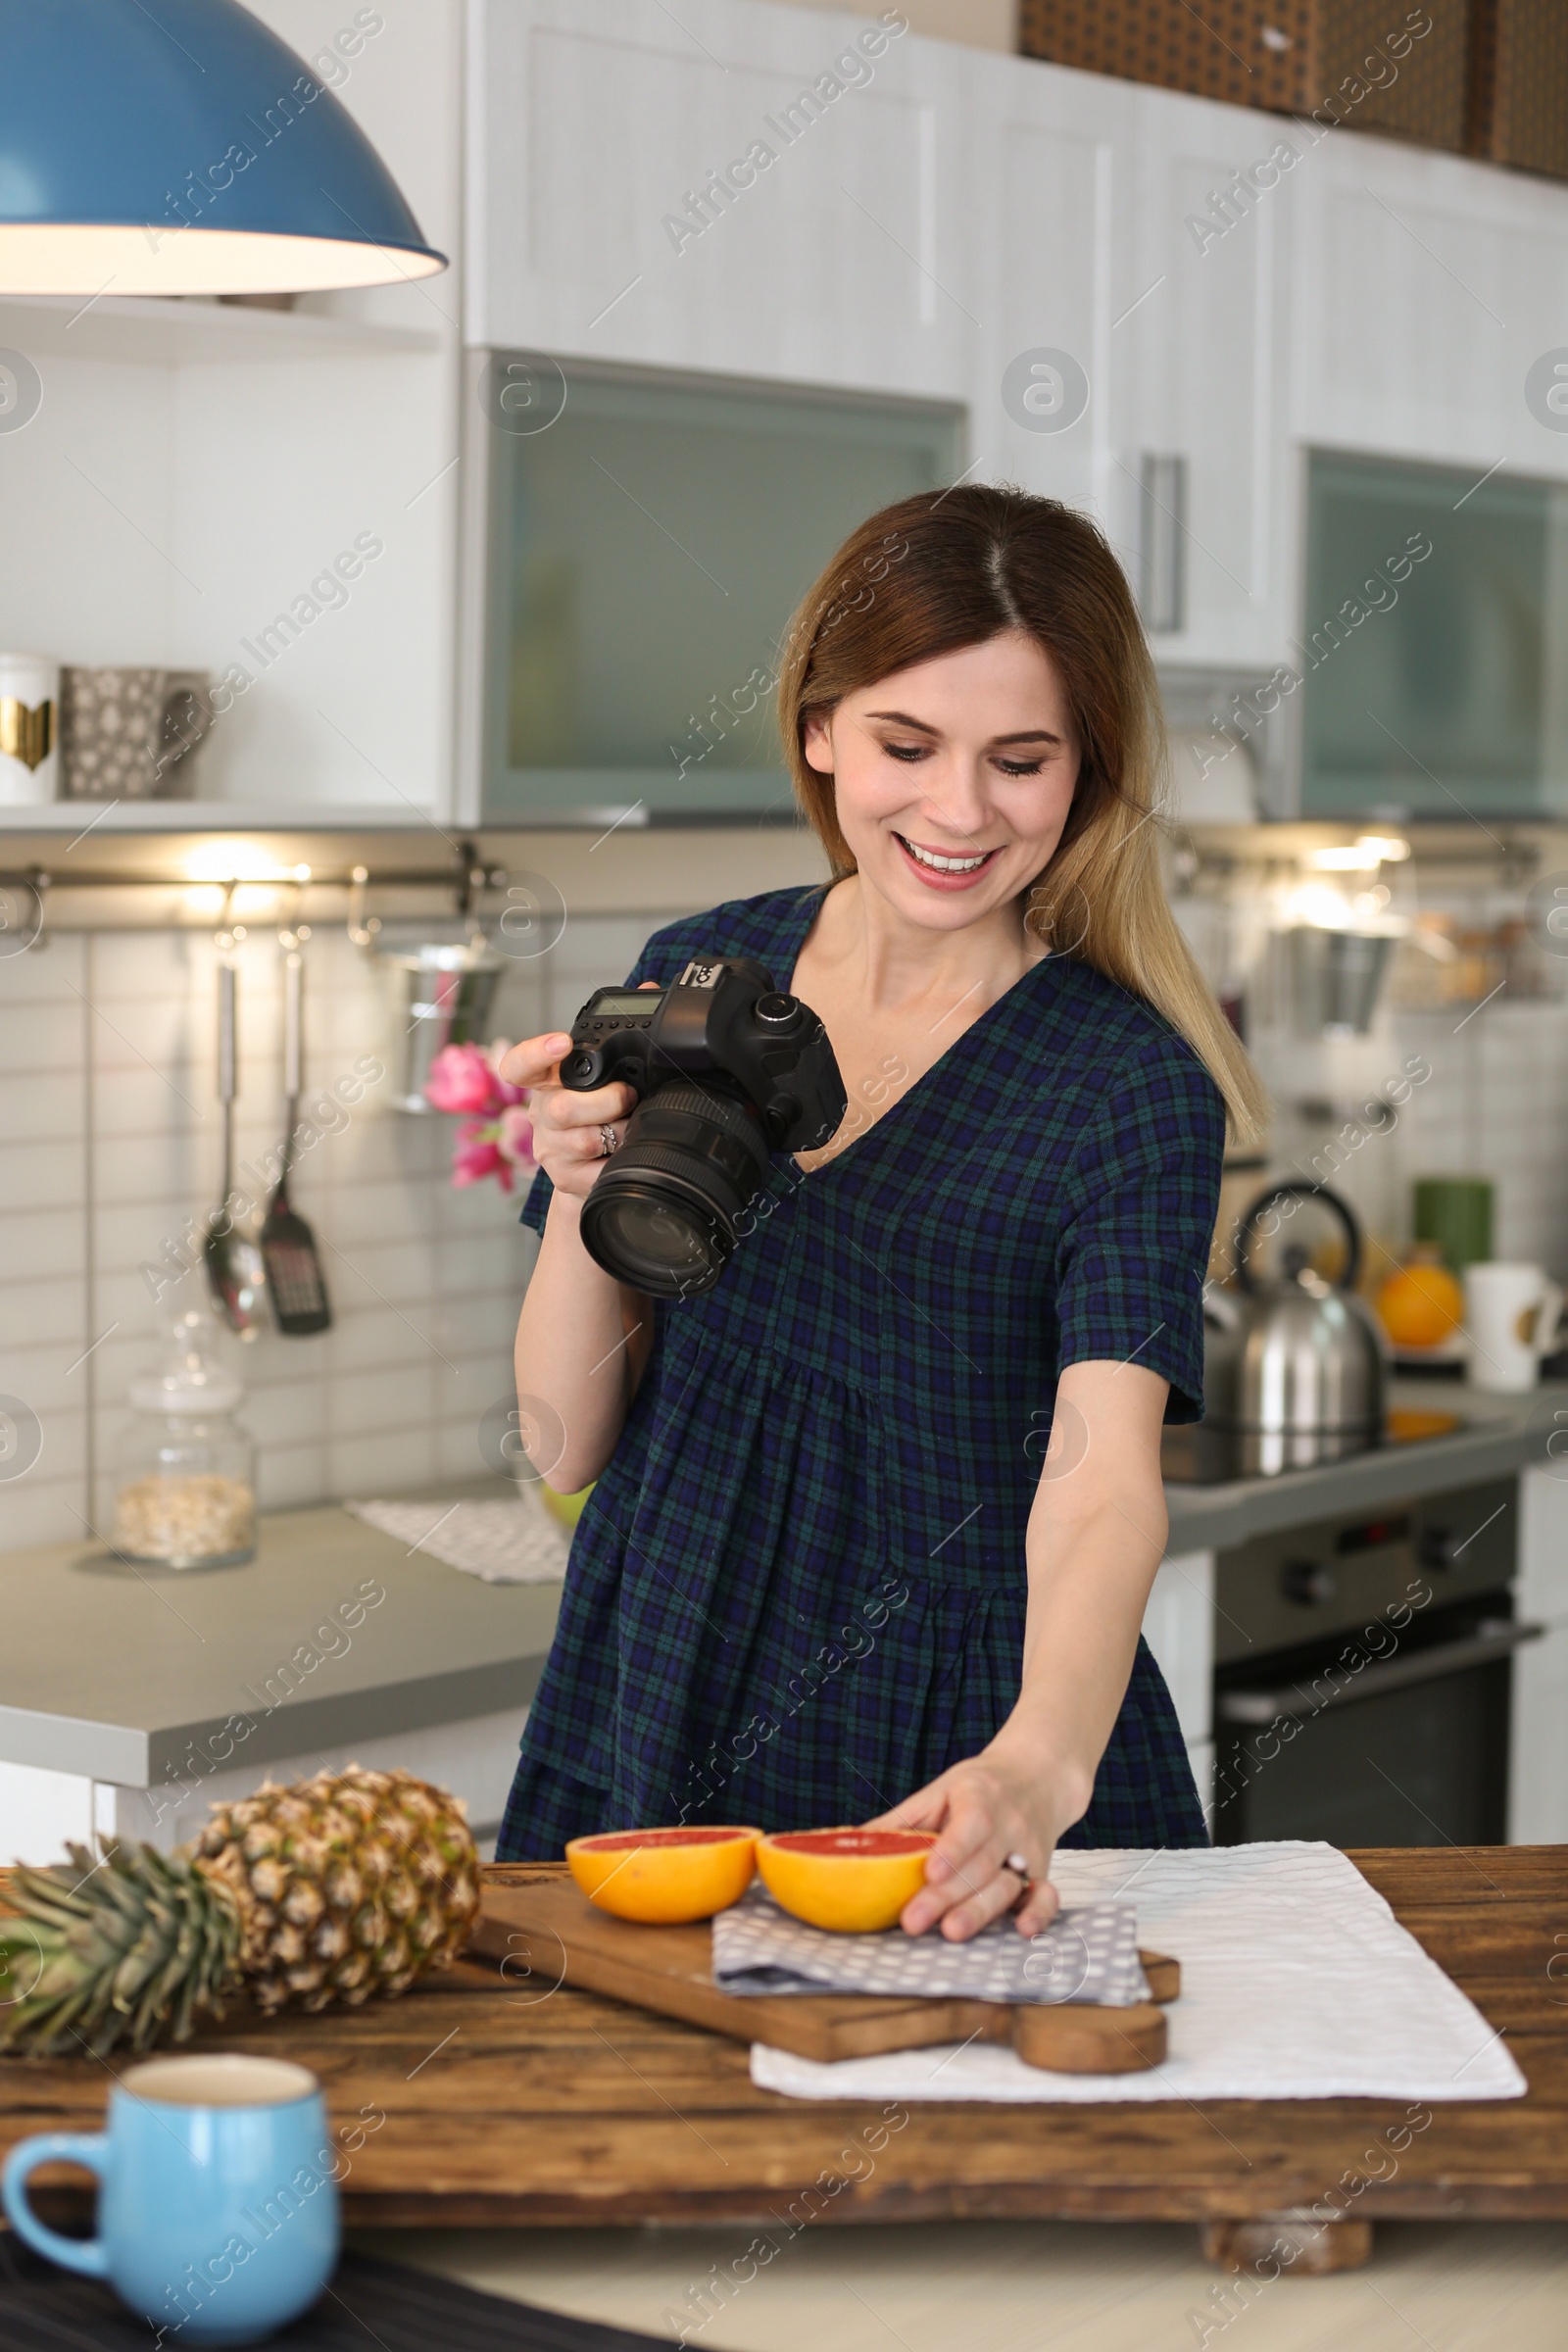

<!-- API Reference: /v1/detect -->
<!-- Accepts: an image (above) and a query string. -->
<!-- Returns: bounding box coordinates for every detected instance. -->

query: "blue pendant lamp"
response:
[0,0,446,295]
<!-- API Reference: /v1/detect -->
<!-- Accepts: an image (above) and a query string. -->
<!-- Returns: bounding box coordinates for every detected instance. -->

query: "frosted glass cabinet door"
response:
[481,370,960,823]
[1300,451,1568,822]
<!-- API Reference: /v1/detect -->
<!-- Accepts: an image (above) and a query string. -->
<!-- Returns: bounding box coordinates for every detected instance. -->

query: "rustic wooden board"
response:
[0,1852,1564,2229]
[466,1874,1178,2073]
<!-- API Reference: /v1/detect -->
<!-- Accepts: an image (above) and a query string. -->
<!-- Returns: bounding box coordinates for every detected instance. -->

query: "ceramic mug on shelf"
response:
[58,664,215,799]
[1463,1261,1564,1394]
[1,2052,339,2343]
[0,651,59,804]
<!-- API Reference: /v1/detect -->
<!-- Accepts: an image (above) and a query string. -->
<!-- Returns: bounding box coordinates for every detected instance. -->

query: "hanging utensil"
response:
[204,954,267,1339]
[259,927,332,1336]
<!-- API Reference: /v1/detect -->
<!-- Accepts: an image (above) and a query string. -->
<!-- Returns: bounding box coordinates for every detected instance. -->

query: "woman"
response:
[495,485,1265,1942]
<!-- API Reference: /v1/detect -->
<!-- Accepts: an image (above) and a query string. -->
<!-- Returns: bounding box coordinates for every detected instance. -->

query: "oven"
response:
[1209,1478,1544,1847]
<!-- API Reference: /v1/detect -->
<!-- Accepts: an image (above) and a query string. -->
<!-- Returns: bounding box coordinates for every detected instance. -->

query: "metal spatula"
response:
[260,934,332,1336]
[205,957,268,1338]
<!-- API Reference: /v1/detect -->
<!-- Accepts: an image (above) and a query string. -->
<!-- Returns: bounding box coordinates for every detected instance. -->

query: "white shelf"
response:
[0,295,443,365]
[0,802,449,835]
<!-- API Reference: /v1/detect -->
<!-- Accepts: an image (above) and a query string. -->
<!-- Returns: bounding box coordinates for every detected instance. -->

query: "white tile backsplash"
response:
[0,1000,88,1075]
[0,921,575,1561]
[0,907,695,1556]
[1392,1003,1568,1271]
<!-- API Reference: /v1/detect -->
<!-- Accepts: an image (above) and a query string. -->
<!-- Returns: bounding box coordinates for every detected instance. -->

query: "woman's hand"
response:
[498,984,659,1203]
[865,1724,1083,1941]
[868,1358,1172,1945]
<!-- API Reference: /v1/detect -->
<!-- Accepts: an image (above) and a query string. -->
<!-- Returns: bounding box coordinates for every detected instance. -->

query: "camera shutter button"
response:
[756,992,802,1027]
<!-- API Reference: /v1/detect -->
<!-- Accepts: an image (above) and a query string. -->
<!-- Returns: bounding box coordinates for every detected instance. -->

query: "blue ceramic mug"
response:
[2,2051,340,2344]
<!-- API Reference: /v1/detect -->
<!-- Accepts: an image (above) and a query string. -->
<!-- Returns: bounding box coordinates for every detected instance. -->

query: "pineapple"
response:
[0,1766,480,2059]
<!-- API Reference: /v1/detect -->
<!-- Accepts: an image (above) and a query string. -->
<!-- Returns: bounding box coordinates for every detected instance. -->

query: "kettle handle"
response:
[1234,1181,1362,1295]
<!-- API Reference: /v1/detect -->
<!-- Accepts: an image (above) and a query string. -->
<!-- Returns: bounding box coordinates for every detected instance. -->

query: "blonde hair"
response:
[777,485,1268,1143]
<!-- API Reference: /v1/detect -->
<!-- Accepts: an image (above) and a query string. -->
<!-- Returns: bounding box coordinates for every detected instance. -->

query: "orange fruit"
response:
[565,1826,760,1923]
[756,1828,938,1933]
[1377,1259,1463,1349]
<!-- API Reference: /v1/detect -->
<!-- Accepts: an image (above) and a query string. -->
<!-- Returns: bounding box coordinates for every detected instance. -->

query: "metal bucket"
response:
[386,942,505,1112]
[1288,925,1395,1036]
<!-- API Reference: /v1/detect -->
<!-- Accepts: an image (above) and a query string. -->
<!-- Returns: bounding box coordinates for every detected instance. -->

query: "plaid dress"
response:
[496,883,1222,1861]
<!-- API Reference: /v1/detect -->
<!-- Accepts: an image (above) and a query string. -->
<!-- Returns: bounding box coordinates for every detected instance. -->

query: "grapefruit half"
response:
[565,1825,760,1923]
[757,1827,937,1933]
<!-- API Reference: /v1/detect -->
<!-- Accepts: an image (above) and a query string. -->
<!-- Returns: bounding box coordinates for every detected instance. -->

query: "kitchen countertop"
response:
[4,1850,1562,2234]
[1,1381,1561,1787]
[1163,1377,1568,1553]
[0,1479,558,1788]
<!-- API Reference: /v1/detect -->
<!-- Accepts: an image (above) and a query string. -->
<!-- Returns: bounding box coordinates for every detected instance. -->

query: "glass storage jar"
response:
[111,1312,256,1569]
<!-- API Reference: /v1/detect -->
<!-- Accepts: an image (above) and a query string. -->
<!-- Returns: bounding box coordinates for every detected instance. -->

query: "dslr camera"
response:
[560,956,846,1297]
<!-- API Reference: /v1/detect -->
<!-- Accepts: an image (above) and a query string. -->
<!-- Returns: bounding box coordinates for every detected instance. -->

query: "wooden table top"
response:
[1,1850,1563,2229]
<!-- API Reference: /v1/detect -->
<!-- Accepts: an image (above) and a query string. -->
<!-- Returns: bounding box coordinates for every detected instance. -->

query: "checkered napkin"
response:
[343,1489,569,1584]
[710,1886,1149,2007]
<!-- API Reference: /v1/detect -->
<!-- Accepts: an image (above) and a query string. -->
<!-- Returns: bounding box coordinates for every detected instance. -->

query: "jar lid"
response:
[129,1308,245,1416]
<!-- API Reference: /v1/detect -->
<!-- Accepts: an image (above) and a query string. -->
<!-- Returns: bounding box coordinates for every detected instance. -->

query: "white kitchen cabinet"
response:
[469,0,1568,740]
[1185,1737,1215,1831]
[465,0,1294,675]
[1140,1547,1215,1749]
[0,1709,529,1870]
[1511,1464,1568,1844]
[0,1758,105,1870]
[1141,1547,1216,1830]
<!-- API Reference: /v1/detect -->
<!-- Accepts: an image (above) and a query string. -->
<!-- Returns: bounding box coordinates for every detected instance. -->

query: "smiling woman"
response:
[496,486,1268,1937]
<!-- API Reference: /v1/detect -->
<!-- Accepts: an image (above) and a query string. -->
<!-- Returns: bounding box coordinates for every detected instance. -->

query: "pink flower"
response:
[425,1042,500,1116]
[483,1039,527,1108]
[496,1104,536,1167]
[452,1124,513,1192]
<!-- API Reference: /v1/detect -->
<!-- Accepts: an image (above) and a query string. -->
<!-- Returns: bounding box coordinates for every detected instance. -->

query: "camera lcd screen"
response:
[590,992,657,1016]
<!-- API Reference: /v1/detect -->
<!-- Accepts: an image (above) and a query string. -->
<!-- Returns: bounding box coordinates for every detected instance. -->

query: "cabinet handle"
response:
[1218,1620,1546,1725]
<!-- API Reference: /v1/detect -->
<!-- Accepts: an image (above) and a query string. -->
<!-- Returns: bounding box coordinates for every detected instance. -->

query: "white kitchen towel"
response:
[751,1841,1528,2105]
[713,1885,1149,2006]
[344,1488,569,1584]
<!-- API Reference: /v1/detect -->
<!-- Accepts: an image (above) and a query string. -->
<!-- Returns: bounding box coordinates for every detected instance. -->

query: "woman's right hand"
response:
[498,986,656,1203]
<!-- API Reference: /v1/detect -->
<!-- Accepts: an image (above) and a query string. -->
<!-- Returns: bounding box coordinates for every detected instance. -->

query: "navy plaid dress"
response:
[496,883,1221,1861]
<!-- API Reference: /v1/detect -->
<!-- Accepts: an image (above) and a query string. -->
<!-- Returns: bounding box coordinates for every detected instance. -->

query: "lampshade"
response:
[0,0,446,296]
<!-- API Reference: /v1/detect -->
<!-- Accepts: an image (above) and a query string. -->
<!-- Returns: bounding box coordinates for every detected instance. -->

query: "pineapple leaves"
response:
[0,1839,242,2059]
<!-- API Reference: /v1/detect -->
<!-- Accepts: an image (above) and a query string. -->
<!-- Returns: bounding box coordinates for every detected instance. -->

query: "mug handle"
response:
[1535,1278,1565,1359]
[2,2132,111,2277]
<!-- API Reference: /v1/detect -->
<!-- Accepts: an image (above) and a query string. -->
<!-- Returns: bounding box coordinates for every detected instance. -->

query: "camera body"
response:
[559,956,846,1297]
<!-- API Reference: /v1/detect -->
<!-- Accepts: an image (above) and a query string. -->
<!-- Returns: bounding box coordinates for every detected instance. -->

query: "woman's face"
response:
[802,631,1082,933]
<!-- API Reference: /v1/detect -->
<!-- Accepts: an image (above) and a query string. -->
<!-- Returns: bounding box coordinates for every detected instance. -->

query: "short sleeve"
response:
[1054,1033,1225,1424]
[518,934,661,1237]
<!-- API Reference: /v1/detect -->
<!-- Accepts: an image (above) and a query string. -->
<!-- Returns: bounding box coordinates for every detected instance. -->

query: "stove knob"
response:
[1417,1526,1460,1571]
[1282,1559,1336,1606]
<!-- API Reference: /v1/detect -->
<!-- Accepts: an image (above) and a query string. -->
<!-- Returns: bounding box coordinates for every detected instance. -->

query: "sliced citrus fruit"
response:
[756,1827,937,1933]
[565,1825,760,1923]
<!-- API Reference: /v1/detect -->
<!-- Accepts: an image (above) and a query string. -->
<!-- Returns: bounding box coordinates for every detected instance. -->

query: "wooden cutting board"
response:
[468,1874,1179,2074]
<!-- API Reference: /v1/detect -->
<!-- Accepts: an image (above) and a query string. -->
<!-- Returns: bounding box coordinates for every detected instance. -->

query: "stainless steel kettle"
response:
[1205,1182,1388,1472]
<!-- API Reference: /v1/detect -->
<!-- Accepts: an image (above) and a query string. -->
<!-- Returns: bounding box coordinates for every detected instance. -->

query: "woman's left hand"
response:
[864,1728,1084,1941]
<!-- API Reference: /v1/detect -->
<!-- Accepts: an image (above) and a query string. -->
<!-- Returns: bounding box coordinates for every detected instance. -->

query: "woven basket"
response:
[1018,0,1472,154]
[1469,0,1568,180]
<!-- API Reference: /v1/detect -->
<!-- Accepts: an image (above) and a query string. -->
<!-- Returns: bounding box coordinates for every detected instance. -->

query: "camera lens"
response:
[578,1082,773,1298]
